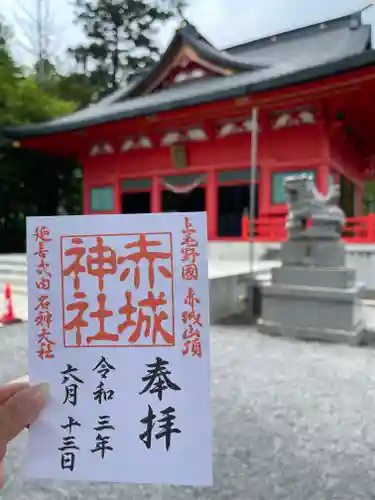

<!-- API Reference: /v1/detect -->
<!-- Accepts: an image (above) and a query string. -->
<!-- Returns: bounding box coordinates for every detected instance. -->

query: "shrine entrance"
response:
[340,175,355,217]
[121,178,152,214]
[122,192,150,214]
[161,174,206,213]
[217,168,259,237]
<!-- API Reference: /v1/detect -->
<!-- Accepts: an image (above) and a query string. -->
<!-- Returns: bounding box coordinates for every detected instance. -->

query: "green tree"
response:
[0,18,82,252]
[30,57,96,109]
[0,19,76,127]
[3,77,76,126]
[53,72,96,108]
[70,0,186,97]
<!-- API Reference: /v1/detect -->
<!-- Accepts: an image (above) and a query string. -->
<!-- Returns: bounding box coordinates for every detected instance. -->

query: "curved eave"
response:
[124,30,189,98]
[187,34,267,72]
[4,50,375,141]
[124,27,267,98]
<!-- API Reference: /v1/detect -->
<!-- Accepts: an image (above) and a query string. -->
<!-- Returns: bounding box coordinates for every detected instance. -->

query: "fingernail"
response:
[28,383,50,403]
[35,383,50,395]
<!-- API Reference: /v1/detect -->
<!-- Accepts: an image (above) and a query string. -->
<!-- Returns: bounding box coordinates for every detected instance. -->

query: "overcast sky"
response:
[2,0,375,69]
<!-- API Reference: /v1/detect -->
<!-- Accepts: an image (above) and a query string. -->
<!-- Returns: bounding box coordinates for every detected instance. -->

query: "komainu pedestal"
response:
[257,174,366,345]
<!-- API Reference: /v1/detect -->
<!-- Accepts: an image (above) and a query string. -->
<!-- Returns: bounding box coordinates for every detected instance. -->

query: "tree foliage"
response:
[70,0,186,97]
[0,19,81,252]
[14,0,66,83]
[0,20,77,126]
[0,1,186,252]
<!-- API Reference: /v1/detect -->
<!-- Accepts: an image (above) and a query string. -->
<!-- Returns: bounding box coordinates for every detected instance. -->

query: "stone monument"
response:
[257,174,366,344]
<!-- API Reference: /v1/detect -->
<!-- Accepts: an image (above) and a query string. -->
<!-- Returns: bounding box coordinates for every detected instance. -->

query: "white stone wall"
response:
[345,244,375,290]
[208,242,281,262]
[209,242,375,291]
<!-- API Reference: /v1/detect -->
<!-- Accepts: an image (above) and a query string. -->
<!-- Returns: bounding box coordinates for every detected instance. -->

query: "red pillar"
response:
[259,167,271,216]
[317,112,331,196]
[82,165,90,215]
[317,164,329,195]
[114,179,121,214]
[151,175,161,213]
[206,170,217,239]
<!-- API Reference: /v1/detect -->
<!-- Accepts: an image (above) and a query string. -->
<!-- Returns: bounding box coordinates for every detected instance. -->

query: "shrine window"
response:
[271,170,315,204]
[90,186,114,212]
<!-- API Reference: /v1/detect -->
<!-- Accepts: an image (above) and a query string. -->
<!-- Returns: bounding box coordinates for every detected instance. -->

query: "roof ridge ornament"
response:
[177,5,188,30]
[360,1,375,13]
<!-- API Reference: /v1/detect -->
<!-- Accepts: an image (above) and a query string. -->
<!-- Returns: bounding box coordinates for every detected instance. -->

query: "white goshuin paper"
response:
[26,212,212,486]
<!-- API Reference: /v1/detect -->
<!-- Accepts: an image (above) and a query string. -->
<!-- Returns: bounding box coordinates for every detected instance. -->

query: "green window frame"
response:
[217,168,258,184]
[272,170,315,204]
[121,178,152,192]
[163,174,206,186]
[90,186,114,212]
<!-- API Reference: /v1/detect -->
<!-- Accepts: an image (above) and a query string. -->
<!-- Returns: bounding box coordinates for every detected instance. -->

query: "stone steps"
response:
[261,247,281,261]
[0,258,27,292]
[0,250,371,331]
[0,255,28,320]
[0,262,28,294]
[0,253,278,323]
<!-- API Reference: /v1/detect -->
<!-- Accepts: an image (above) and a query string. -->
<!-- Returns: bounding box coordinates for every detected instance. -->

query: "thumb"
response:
[0,383,49,449]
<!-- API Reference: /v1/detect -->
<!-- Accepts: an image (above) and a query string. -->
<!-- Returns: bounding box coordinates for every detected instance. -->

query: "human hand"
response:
[0,382,49,489]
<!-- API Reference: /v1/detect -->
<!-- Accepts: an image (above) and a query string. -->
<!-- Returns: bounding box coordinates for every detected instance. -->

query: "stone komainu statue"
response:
[283,174,345,238]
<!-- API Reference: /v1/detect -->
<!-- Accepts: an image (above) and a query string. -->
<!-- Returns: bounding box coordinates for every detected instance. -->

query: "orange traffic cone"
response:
[0,283,22,325]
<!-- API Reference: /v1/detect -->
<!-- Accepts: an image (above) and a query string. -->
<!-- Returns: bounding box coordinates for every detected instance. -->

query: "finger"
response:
[0,382,30,405]
[0,461,4,490]
[0,442,6,492]
[0,442,5,465]
[0,383,49,445]
[9,375,29,386]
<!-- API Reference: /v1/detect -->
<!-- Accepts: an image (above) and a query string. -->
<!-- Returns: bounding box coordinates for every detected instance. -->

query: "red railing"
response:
[241,213,375,243]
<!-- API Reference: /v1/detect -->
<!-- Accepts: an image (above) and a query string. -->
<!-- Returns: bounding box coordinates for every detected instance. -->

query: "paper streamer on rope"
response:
[162,175,205,194]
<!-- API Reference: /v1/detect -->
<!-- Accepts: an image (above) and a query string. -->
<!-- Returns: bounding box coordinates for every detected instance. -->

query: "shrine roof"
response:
[4,10,375,139]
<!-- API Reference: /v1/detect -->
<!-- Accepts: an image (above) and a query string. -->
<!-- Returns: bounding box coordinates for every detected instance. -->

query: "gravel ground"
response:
[2,324,375,499]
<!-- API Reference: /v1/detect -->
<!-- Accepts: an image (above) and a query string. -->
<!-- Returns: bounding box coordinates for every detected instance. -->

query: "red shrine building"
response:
[5,11,375,240]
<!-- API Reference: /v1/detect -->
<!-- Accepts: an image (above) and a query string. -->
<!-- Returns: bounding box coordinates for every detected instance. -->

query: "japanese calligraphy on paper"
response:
[61,232,174,347]
[26,212,211,486]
